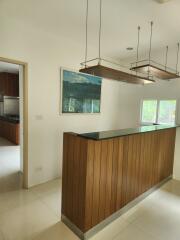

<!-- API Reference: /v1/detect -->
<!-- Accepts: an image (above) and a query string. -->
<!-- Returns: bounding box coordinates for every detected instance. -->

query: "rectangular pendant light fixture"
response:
[130,60,179,80]
[80,0,154,85]
[80,64,155,84]
[81,0,180,84]
[131,23,180,80]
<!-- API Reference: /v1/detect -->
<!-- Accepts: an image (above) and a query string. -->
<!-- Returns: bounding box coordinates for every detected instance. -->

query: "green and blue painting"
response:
[62,69,102,113]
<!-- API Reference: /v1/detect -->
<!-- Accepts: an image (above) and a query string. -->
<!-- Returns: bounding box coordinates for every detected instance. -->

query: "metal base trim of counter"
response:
[61,175,172,240]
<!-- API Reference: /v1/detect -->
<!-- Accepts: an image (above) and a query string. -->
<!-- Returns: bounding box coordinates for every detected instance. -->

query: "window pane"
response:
[141,100,157,123]
[158,100,176,124]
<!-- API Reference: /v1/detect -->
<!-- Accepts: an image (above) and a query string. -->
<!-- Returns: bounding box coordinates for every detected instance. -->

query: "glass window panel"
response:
[141,100,157,123]
[158,100,176,124]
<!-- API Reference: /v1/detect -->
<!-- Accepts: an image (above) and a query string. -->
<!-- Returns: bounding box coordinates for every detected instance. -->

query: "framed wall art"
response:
[61,69,102,113]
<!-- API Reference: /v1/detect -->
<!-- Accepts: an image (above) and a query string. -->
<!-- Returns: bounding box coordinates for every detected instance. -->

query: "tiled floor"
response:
[0,179,179,240]
[0,137,21,193]
[0,138,180,240]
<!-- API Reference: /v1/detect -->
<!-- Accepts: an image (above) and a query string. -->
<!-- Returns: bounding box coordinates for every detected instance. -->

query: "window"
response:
[158,100,176,124]
[141,99,177,125]
[141,100,157,124]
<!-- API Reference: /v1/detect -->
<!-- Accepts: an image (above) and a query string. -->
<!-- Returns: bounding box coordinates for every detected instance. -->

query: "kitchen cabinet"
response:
[0,119,19,145]
[0,73,19,97]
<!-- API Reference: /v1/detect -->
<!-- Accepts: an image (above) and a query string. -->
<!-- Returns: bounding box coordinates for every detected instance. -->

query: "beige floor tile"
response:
[0,137,21,194]
[0,199,59,240]
[132,197,180,240]
[32,222,79,240]
[0,189,38,214]
[30,179,61,217]
[90,216,130,240]
[113,222,159,240]
[0,228,6,240]
[161,179,180,196]
[30,179,61,198]
[39,191,61,217]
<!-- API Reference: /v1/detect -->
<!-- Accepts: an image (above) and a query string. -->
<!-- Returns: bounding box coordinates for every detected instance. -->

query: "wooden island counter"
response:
[61,125,178,239]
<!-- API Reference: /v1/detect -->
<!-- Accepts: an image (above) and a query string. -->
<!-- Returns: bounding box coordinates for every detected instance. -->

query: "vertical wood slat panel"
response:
[66,135,74,220]
[121,136,129,207]
[116,137,124,210]
[104,139,114,218]
[91,141,102,226]
[85,140,95,231]
[131,135,139,201]
[150,132,157,187]
[169,129,176,175]
[61,133,69,215]
[62,128,176,233]
[98,140,108,222]
[132,134,141,199]
[146,132,153,191]
[138,133,144,196]
[110,139,119,213]
[62,133,88,231]
[78,138,88,230]
[72,137,80,223]
[143,133,149,192]
[125,135,134,203]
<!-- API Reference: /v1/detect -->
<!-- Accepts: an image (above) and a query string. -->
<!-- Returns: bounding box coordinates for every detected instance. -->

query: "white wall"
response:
[1,3,180,186]
[0,10,144,187]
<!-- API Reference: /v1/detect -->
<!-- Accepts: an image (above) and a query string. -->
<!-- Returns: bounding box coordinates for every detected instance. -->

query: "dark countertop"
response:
[78,124,179,140]
[0,115,20,124]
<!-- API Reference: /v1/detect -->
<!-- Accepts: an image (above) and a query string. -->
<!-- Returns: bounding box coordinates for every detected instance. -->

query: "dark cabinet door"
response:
[0,73,19,97]
[0,73,8,95]
[0,120,19,145]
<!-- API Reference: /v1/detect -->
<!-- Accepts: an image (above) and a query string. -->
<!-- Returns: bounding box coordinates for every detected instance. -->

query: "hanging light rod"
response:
[80,0,154,85]
[165,45,168,70]
[84,0,89,67]
[176,42,179,74]
[131,22,180,80]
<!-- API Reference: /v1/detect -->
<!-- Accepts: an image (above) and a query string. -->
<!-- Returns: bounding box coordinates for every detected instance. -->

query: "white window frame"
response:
[140,99,178,125]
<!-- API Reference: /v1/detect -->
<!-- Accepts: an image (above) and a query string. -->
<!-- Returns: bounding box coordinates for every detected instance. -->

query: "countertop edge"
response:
[76,125,179,141]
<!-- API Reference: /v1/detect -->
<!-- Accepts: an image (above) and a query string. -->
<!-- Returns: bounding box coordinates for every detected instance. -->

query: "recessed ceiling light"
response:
[126,47,133,51]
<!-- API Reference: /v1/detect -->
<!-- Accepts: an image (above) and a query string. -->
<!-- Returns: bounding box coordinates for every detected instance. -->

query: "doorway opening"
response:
[0,58,28,190]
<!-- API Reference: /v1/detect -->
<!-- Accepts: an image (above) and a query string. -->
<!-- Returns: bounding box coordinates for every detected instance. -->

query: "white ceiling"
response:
[0,62,19,73]
[1,0,180,63]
